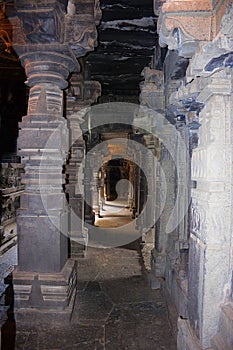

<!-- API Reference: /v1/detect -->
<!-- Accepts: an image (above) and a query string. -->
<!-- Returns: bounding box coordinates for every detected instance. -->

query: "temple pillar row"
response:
[156,1,233,348]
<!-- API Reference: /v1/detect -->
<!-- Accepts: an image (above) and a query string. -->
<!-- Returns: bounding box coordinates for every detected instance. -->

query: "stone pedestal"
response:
[13,259,77,325]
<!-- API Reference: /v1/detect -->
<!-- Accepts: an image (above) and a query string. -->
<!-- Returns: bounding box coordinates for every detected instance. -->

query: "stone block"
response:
[17,213,68,273]
[13,259,77,325]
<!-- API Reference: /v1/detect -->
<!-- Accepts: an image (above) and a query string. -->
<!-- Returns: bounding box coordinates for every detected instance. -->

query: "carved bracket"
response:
[158,0,227,58]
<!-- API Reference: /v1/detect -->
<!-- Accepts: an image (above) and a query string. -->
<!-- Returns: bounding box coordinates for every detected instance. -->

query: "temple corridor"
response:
[1,1,233,349]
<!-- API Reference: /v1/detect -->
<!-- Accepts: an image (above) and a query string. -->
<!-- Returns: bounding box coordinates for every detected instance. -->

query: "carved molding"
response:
[158,0,227,58]
[19,51,78,89]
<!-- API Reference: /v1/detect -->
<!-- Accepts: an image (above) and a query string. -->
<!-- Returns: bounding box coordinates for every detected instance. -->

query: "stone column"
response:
[153,130,177,277]
[156,2,233,347]
[66,101,86,258]
[10,0,101,323]
[187,69,233,348]
[66,74,101,258]
[13,52,78,324]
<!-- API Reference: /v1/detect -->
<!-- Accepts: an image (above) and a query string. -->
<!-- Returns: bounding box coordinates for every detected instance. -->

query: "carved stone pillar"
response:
[153,128,177,277]
[66,74,101,258]
[13,52,77,324]
[188,70,233,348]
[66,96,86,258]
[10,0,101,324]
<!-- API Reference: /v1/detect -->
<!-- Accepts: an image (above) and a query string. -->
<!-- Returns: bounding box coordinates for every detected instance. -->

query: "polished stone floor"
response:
[1,202,176,349]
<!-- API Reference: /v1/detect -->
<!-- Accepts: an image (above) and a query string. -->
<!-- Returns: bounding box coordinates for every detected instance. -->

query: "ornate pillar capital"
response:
[13,0,101,58]
[157,0,227,58]
[20,51,78,89]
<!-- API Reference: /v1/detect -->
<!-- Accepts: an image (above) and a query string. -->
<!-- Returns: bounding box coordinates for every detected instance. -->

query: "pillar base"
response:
[13,259,77,326]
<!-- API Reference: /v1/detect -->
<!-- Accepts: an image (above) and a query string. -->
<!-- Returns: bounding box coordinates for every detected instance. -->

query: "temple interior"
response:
[0,0,233,349]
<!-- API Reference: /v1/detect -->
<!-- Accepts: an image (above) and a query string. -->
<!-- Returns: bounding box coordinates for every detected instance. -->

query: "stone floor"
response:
[1,202,177,349]
[2,244,176,350]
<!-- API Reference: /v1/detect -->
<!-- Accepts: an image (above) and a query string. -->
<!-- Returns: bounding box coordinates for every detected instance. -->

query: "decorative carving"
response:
[186,2,233,76]
[64,1,101,55]
[139,67,164,111]
[94,0,102,25]
[67,0,76,16]
[28,85,63,115]
[67,22,98,55]
[20,15,58,43]
[158,0,227,58]
[13,0,101,57]
[15,1,65,44]
[0,163,23,189]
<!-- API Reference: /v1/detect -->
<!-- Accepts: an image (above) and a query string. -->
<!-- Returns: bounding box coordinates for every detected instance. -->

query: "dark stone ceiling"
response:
[86,0,158,97]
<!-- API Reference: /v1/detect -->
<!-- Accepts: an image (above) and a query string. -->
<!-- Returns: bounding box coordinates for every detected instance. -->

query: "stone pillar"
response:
[66,99,86,258]
[156,1,233,347]
[66,74,101,258]
[153,130,177,277]
[13,52,78,324]
[188,70,233,348]
[10,0,101,323]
